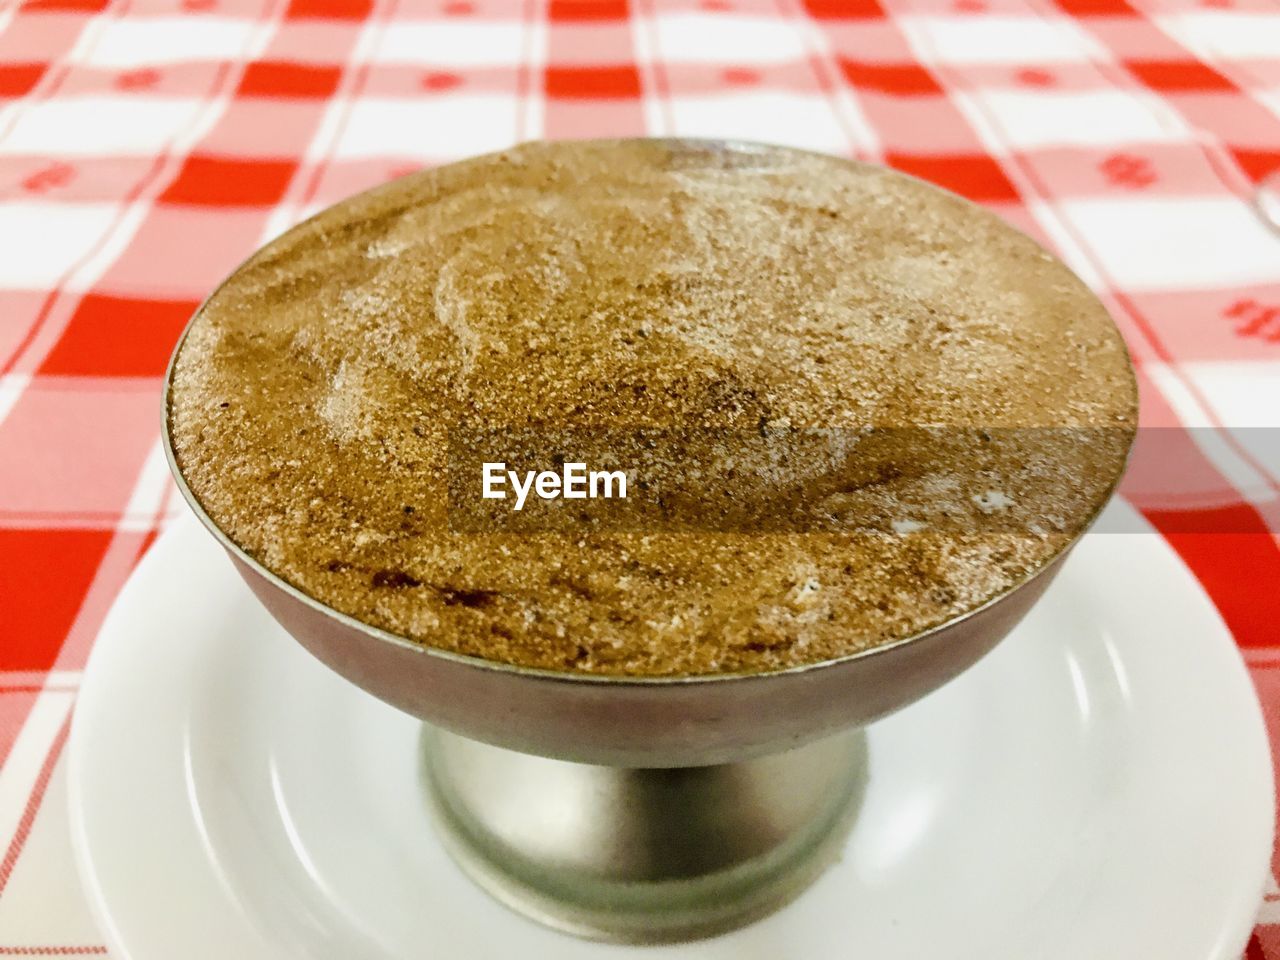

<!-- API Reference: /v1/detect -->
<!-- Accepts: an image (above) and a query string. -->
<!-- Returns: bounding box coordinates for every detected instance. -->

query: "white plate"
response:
[69,501,1273,960]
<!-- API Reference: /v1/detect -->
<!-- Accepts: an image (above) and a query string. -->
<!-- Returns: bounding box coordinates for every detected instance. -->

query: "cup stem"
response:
[420,726,867,943]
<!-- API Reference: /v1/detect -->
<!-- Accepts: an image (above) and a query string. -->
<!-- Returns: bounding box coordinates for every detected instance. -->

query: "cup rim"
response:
[159,136,1138,688]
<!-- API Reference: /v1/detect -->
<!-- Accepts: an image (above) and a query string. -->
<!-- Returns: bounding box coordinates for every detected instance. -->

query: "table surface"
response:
[0,0,1278,956]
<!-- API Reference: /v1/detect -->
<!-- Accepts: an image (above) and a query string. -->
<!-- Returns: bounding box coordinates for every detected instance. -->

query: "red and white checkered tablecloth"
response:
[1,0,1279,953]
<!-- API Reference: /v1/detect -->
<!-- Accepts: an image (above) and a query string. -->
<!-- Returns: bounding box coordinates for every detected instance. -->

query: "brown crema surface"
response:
[168,139,1137,677]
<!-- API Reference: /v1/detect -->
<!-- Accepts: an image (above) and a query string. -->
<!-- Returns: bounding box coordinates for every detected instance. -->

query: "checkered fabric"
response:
[0,0,1278,953]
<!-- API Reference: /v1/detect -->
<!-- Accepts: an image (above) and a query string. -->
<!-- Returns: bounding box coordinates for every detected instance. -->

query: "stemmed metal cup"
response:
[161,138,1132,942]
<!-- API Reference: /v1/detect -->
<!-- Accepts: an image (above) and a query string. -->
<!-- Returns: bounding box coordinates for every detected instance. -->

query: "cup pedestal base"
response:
[421,727,867,943]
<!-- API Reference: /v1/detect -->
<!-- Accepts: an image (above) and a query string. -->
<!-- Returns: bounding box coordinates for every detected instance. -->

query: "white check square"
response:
[329,96,520,161]
[1163,360,1280,499]
[372,22,525,67]
[667,93,849,156]
[1154,13,1280,61]
[0,97,213,156]
[71,16,264,67]
[651,14,809,64]
[1182,362,1280,431]
[0,203,119,288]
[1056,197,1280,291]
[0,755,105,944]
[964,89,1190,149]
[0,693,76,880]
[900,15,1105,65]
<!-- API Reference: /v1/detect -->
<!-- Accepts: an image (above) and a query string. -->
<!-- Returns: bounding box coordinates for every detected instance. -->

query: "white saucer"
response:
[69,502,1273,960]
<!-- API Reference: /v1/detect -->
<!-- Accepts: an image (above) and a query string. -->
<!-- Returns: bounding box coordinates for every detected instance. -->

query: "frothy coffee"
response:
[167,139,1136,676]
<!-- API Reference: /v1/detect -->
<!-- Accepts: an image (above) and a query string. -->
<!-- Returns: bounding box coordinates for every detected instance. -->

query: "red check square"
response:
[21,0,110,9]
[1051,0,1134,14]
[545,65,641,99]
[886,153,1020,203]
[0,64,45,98]
[838,60,941,96]
[1142,510,1280,650]
[1126,60,1236,93]
[548,0,629,21]
[40,295,199,378]
[0,528,113,672]
[158,155,298,207]
[285,0,373,19]
[1231,150,1280,184]
[237,61,344,99]
[802,0,883,19]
